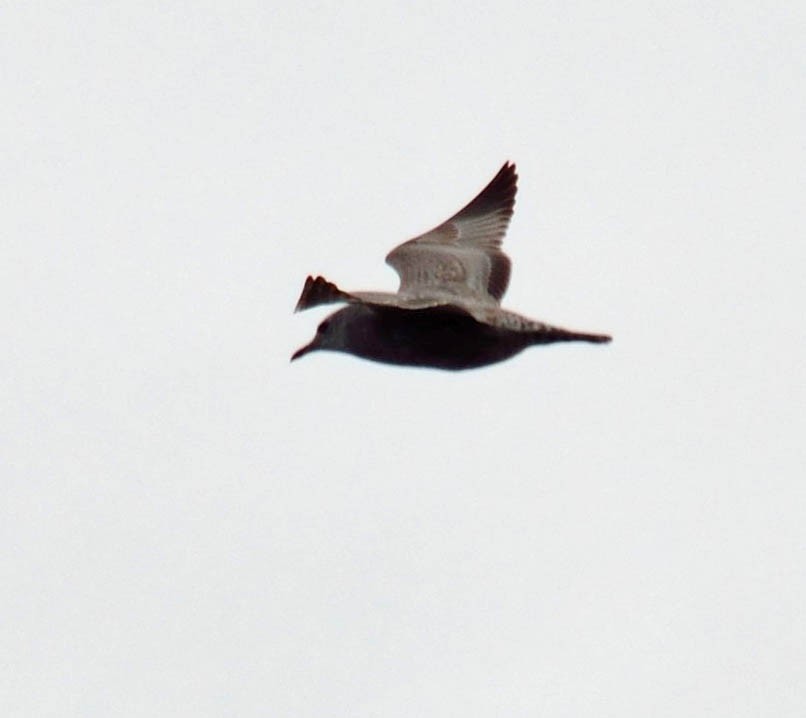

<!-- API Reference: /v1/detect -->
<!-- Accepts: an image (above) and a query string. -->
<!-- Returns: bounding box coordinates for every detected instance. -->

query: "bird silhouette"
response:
[292,162,611,370]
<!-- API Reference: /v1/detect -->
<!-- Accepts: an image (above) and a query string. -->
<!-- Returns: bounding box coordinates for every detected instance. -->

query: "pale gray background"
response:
[4,2,805,716]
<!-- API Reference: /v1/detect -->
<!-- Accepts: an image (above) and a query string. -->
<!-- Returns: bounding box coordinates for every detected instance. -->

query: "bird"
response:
[291,162,611,370]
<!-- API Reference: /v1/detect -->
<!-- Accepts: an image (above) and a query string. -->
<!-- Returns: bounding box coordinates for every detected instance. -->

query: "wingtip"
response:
[294,275,352,312]
[581,331,613,344]
[495,160,518,184]
[500,160,518,183]
[293,276,313,313]
[456,160,519,221]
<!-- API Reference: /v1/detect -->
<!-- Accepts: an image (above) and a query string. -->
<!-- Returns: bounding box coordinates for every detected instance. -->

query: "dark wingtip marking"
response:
[530,326,613,346]
[459,161,518,220]
[294,275,351,312]
[569,330,612,344]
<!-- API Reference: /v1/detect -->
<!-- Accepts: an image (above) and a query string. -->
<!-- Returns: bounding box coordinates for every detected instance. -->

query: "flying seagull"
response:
[292,162,611,370]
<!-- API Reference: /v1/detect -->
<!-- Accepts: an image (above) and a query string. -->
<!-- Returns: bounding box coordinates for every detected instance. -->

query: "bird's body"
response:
[292,162,611,370]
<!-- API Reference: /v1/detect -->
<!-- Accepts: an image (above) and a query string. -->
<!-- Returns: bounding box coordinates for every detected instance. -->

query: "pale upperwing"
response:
[385,162,518,305]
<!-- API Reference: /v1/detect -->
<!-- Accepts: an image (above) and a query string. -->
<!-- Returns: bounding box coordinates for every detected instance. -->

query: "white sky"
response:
[4,2,805,716]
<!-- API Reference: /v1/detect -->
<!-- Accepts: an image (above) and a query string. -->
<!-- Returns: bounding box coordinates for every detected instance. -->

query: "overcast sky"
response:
[4,3,806,716]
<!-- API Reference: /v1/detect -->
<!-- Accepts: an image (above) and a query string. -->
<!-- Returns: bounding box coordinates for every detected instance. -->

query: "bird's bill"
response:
[290,339,317,361]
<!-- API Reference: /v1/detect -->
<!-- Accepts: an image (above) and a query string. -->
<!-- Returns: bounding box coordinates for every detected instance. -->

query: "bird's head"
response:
[290,313,344,361]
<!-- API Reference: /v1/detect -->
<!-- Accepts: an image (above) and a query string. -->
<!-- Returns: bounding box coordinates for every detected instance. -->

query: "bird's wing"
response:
[293,275,483,319]
[294,275,353,312]
[385,162,517,304]
[294,275,464,313]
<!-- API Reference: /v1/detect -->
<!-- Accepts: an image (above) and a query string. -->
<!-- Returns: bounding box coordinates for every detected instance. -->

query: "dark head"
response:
[291,312,346,362]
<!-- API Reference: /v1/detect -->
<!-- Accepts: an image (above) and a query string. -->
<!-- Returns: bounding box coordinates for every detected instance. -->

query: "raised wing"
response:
[385,162,518,304]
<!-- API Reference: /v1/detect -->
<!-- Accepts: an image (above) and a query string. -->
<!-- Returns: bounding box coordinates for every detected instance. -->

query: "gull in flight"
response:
[292,162,611,370]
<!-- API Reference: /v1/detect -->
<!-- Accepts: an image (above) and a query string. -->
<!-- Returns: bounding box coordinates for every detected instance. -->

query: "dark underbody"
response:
[330,304,594,370]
